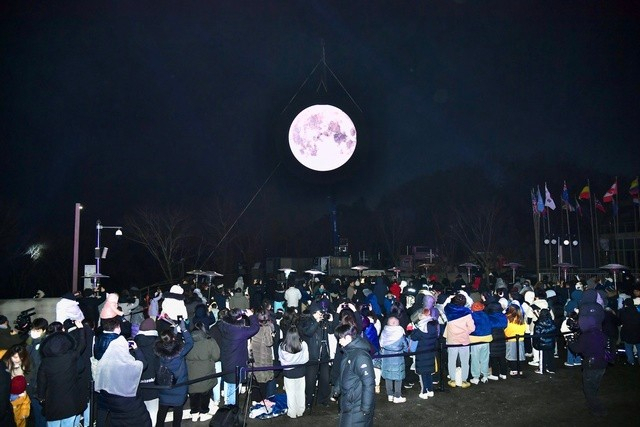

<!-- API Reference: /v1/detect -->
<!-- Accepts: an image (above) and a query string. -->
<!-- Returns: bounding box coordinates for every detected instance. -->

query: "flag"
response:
[544,184,556,210]
[561,181,574,211]
[575,197,583,217]
[579,184,590,200]
[536,186,545,213]
[630,177,639,196]
[594,197,606,213]
[603,180,617,202]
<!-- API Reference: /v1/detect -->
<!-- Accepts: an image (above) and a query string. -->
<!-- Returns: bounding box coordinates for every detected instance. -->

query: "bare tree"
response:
[376,207,412,265]
[126,208,191,283]
[449,199,506,272]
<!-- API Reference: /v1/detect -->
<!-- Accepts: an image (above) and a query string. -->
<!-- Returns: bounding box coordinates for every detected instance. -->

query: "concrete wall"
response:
[0,298,57,327]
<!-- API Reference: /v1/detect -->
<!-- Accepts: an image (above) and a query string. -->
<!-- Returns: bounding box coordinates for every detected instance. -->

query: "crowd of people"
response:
[1,269,639,426]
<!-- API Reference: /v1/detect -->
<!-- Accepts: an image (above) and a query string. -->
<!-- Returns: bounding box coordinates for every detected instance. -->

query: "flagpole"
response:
[613,177,619,264]
[565,200,572,264]
[532,188,541,280]
[575,199,583,267]
[588,179,597,267]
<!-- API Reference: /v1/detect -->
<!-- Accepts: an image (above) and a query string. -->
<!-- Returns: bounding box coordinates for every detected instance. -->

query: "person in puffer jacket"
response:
[333,324,375,427]
[485,299,508,380]
[533,308,557,374]
[443,293,475,388]
[469,301,492,384]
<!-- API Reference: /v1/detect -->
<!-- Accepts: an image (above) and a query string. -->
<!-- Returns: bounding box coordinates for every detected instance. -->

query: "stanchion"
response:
[438,340,446,392]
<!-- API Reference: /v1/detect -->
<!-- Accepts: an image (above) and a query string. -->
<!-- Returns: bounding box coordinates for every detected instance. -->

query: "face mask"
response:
[30,330,41,339]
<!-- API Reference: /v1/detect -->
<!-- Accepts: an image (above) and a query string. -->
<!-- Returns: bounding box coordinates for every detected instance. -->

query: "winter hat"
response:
[167,285,185,300]
[307,302,323,314]
[575,283,584,291]
[10,375,27,395]
[546,289,557,299]
[362,288,372,297]
[161,286,188,320]
[471,301,485,312]
[139,318,156,332]
[101,293,124,319]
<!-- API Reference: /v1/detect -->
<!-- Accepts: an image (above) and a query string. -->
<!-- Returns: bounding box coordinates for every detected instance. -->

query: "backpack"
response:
[209,404,241,427]
[155,363,176,386]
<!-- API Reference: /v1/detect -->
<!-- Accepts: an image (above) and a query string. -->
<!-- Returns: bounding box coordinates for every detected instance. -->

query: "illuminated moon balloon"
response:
[288,104,357,172]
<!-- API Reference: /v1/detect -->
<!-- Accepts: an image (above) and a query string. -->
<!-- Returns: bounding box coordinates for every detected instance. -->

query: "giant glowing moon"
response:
[288,104,357,172]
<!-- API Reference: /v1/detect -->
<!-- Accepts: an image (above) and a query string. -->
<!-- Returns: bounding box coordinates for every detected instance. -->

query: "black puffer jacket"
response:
[134,330,160,401]
[299,315,336,362]
[37,331,86,421]
[334,336,375,427]
[619,303,640,344]
[533,310,557,350]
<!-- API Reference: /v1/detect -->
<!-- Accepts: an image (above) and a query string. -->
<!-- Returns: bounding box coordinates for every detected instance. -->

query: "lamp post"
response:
[72,203,83,294]
[544,236,578,279]
[94,219,123,288]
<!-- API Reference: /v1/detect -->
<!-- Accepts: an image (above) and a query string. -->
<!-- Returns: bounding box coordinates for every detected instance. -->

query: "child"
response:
[533,308,557,373]
[379,316,408,403]
[410,308,439,399]
[505,304,527,376]
[485,299,508,380]
[469,301,492,384]
[278,326,309,419]
[10,375,30,427]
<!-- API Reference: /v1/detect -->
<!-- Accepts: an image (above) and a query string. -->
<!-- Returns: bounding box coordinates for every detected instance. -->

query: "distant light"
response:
[115,229,123,236]
[572,240,579,246]
[563,239,570,246]
[543,238,550,245]
[26,243,46,260]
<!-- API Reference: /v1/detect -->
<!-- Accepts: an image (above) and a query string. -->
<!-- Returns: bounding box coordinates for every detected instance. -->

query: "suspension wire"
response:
[200,161,281,268]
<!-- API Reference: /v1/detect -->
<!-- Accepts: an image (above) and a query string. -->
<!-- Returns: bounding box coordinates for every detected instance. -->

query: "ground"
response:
[180,355,640,427]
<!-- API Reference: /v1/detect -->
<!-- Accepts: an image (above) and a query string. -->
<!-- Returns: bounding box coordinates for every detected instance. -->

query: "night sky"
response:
[1,1,639,293]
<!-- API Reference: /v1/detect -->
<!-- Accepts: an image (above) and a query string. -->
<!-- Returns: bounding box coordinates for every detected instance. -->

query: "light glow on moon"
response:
[288,104,357,172]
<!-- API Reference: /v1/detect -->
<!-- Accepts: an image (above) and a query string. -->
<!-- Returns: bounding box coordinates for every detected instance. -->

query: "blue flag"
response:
[537,186,545,213]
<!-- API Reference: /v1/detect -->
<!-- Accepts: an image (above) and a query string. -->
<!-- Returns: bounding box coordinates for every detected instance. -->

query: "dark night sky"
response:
[2,1,639,250]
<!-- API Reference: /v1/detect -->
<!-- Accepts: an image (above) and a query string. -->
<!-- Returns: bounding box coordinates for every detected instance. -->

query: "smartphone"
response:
[128,340,135,349]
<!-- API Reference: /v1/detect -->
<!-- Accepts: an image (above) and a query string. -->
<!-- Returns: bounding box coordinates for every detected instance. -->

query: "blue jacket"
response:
[470,311,492,337]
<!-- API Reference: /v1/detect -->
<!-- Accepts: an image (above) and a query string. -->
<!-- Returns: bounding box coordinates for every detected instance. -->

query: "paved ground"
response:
[177,354,640,427]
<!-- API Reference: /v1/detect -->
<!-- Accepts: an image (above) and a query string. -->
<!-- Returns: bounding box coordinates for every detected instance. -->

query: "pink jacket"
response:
[444,314,475,345]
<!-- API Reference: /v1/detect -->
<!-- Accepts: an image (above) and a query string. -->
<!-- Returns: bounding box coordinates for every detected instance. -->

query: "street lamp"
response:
[94,219,123,288]
[72,203,83,294]
[544,236,578,278]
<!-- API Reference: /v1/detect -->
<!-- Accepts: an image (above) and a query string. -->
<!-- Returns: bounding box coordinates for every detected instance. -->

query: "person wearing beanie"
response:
[469,301,492,384]
[9,374,29,427]
[135,318,160,425]
[443,293,475,388]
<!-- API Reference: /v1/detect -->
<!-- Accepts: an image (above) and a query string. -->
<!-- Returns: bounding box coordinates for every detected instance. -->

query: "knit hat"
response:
[471,301,485,312]
[139,318,156,331]
[307,302,323,314]
[10,375,26,395]
[100,293,123,319]
[362,288,372,297]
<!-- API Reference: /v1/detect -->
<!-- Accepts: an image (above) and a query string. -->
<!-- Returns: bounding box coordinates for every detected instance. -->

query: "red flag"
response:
[594,197,606,213]
[579,184,590,200]
[603,181,617,202]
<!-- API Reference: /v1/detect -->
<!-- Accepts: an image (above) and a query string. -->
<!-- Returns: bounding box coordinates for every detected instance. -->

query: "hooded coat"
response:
[154,325,194,406]
[379,325,407,380]
[410,319,438,375]
[218,314,259,383]
[443,303,475,345]
[185,328,220,393]
[533,309,557,350]
[37,331,86,421]
[134,328,160,401]
[335,336,375,427]
[619,301,640,344]
[486,309,508,357]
